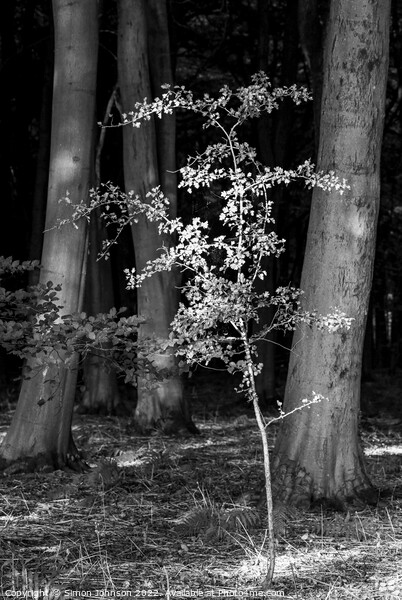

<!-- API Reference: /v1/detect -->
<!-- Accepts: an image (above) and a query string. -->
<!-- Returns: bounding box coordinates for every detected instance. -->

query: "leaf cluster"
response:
[0,257,152,384]
[115,77,351,385]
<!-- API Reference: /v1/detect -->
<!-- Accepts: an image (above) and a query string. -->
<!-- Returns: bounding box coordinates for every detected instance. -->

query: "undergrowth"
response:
[0,376,401,599]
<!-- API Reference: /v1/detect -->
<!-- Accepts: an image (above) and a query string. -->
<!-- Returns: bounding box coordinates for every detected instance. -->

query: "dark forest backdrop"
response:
[0,0,400,504]
[1,1,401,376]
[1,3,402,594]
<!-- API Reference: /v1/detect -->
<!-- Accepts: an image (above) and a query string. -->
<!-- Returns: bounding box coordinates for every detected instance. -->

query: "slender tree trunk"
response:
[81,90,121,415]
[81,213,120,414]
[272,0,391,507]
[0,0,98,471]
[117,0,197,434]
[146,0,176,202]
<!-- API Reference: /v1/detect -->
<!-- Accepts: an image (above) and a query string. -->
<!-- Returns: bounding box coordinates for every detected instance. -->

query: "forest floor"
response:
[0,369,401,599]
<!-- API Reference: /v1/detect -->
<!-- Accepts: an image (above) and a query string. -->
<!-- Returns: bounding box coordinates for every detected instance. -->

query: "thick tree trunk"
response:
[272,0,390,508]
[117,0,197,434]
[0,0,98,471]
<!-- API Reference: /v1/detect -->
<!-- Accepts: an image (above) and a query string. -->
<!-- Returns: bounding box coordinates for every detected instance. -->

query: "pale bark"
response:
[0,0,98,470]
[117,0,197,433]
[272,0,391,507]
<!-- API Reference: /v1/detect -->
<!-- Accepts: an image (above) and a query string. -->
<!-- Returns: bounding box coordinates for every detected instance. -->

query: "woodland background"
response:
[1,0,401,378]
[0,0,402,597]
[0,0,400,489]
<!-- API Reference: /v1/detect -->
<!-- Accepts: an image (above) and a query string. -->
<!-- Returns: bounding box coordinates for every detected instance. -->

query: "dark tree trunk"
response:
[81,88,121,415]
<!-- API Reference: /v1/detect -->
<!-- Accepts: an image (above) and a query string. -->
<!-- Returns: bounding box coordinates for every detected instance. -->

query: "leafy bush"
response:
[0,256,146,385]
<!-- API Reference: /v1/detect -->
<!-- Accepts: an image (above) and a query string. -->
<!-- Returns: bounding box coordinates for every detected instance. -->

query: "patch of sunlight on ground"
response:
[237,544,365,581]
[365,445,402,456]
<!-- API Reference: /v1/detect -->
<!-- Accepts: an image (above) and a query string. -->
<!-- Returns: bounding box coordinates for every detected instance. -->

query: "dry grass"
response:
[0,377,401,599]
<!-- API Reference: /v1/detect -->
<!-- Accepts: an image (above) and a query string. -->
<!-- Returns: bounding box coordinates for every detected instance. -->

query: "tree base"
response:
[0,452,89,475]
[268,457,378,510]
[0,437,89,474]
[132,408,200,435]
[133,378,200,435]
[80,355,122,415]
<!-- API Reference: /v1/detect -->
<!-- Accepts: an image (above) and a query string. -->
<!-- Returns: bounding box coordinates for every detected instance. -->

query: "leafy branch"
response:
[0,259,157,387]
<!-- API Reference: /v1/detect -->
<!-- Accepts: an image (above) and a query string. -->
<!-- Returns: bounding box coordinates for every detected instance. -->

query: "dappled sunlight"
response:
[365,444,402,456]
[0,402,401,596]
[0,0,399,595]
[204,521,402,597]
[52,148,81,187]
[346,211,367,240]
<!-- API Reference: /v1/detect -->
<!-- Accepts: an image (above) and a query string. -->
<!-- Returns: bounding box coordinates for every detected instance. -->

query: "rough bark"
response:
[0,0,98,471]
[117,0,197,434]
[272,0,391,508]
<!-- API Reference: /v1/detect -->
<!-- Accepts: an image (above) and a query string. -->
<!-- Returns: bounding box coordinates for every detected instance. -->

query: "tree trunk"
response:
[81,213,121,414]
[0,0,98,471]
[272,0,391,508]
[81,89,121,415]
[117,0,197,434]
